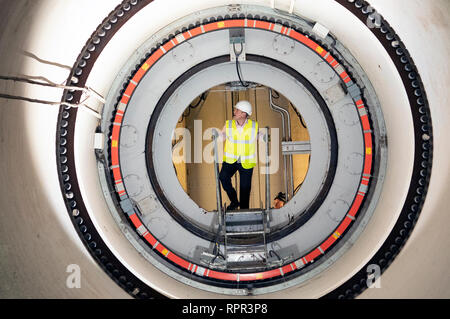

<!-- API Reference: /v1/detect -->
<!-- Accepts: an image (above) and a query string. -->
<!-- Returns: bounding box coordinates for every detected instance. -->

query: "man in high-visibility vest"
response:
[219,100,263,210]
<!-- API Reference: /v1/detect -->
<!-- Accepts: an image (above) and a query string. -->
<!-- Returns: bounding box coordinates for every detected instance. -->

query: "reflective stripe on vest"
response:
[226,120,257,144]
[223,152,256,160]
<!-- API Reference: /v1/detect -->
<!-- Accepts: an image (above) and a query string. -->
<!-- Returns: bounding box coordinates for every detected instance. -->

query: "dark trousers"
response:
[219,161,254,209]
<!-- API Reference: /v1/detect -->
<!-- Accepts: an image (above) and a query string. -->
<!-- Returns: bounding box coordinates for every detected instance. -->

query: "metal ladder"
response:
[223,208,269,270]
[212,128,271,270]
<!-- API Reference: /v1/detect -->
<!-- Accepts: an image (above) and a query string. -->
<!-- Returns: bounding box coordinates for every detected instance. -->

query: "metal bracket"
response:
[230,28,246,62]
[226,4,242,15]
[270,0,296,14]
[94,133,105,150]
[312,22,330,39]
[282,141,312,155]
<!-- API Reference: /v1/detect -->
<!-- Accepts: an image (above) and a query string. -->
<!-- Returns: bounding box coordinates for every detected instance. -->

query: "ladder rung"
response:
[226,227,264,233]
[226,216,264,224]
[227,249,266,255]
[226,210,264,215]
[225,263,267,271]
[227,243,266,251]
[227,252,266,260]
[226,230,266,236]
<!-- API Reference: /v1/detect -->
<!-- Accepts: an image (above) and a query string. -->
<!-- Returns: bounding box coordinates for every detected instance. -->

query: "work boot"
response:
[227,201,240,210]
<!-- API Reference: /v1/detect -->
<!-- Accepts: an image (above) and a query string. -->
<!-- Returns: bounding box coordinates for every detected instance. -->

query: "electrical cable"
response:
[289,102,307,128]
[0,93,101,119]
[178,91,209,123]
[0,75,105,103]
[233,42,249,88]
[269,250,282,261]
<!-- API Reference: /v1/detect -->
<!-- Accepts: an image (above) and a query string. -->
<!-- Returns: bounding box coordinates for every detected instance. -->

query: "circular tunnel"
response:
[0,0,449,299]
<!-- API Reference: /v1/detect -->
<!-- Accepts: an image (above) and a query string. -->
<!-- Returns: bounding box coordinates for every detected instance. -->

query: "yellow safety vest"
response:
[223,119,258,169]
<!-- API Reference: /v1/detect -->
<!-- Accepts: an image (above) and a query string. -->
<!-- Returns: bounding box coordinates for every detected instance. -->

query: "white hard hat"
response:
[234,100,252,116]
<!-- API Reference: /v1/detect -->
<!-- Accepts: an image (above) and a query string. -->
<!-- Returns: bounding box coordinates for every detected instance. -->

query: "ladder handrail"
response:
[212,129,223,224]
[264,126,271,212]
[223,205,228,267]
[263,126,270,265]
[269,89,294,201]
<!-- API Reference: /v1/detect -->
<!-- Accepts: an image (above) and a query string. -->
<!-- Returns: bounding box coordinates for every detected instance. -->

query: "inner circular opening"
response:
[172,83,312,214]
[145,57,338,245]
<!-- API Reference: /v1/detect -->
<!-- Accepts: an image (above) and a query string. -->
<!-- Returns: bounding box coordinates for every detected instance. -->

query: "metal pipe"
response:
[268,89,294,200]
[288,152,294,201]
[268,89,287,140]
[268,90,288,200]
